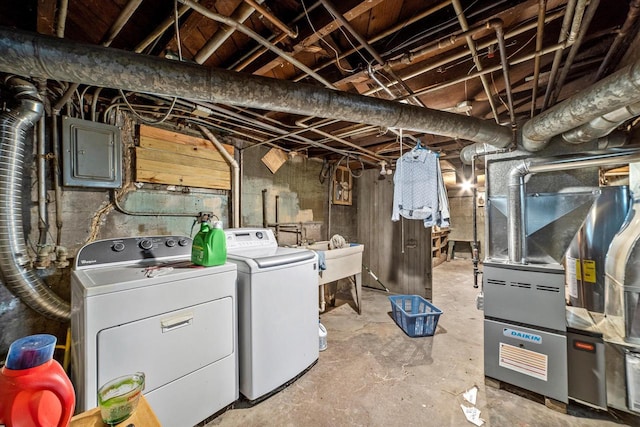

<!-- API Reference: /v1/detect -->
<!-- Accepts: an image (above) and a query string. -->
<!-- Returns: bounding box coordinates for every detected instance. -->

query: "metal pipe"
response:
[451,0,500,123]
[0,28,512,148]
[531,0,547,117]
[195,0,263,64]
[319,0,424,106]
[410,41,566,100]
[51,114,63,246]
[198,125,240,228]
[53,82,80,115]
[243,0,297,38]
[547,0,600,107]
[146,93,385,164]
[294,118,387,162]
[233,33,288,71]
[594,0,640,81]
[364,8,566,97]
[387,18,499,68]
[101,0,143,47]
[295,0,452,82]
[508,149,640,264]
[471,156,480,288]
[521,55,640,151]
[262,189,268,228]
[178,0,334,88]
[135,1,194,53]
[55,0,69,38]
[387,18,516,125]
[567,0,589,43]
[542,0,579,110]
[230,1,322,71]
[36,80,48,247]
[0,76,70,321]
[493,21,516,127]
[112,192,200,217]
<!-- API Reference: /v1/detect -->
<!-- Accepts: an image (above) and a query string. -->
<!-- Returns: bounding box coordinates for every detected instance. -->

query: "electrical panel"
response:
[62,117,122,188]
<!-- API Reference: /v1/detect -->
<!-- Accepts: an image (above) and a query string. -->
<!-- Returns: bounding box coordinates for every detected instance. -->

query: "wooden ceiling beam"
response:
[252,0,384,77]
[37,0,58,36]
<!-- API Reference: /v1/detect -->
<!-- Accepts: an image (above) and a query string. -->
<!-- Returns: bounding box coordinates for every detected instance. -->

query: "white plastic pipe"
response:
[198,126,240,228]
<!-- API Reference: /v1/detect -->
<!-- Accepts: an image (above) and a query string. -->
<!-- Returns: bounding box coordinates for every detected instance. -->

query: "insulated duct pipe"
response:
[0,77,70,321]
[0,28,512,148]
[198,125,240,228]
[562,101,640,144]
[520,59,640,152]
[507,149,640,264]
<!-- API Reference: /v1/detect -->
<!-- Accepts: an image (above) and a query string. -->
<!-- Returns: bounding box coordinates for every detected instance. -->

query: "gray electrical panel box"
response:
[62,117,122,188]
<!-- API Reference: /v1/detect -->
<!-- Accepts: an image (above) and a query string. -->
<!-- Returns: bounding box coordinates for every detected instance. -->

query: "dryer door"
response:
[97,296,234,392]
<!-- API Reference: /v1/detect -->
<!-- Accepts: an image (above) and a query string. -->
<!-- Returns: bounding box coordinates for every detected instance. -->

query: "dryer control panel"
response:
[75,236,192,268]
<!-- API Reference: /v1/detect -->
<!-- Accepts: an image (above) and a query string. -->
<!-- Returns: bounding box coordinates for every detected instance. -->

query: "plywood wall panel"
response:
[136,125,233,190]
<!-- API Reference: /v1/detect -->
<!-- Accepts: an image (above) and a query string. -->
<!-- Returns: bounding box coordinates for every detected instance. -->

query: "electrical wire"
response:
[301,0,357,73]
[335,153,364,179]
[372,66,407,99]
[74,87,84,119]
[383,0,482,56]
[324,7,372,68]
[319,159,331,184]
[78,85,91,120]
[118,90,178,124]
[507,32,537,60]
[491,72,510,116]
[174,0,183,61]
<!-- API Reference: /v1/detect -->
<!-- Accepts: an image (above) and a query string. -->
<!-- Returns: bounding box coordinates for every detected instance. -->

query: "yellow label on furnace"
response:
[582,259,596,283]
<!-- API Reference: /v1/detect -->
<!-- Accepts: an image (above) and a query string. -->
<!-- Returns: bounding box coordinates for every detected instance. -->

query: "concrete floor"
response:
[206,259,638,427]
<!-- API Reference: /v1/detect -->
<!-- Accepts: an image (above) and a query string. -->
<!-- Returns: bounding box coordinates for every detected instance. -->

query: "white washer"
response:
[225,228,318,401]
[71,235,238,427]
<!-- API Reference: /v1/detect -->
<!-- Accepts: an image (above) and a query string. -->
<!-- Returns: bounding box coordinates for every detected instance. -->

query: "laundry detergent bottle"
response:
[0,334,75,427]
[191,220,227,266]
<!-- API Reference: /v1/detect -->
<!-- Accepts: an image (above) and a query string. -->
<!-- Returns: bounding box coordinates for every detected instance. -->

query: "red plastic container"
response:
[0,335,75,427]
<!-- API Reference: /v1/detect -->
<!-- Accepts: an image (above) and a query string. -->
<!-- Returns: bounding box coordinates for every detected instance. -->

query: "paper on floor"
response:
[463,385,478,405]
[460,404,484,426]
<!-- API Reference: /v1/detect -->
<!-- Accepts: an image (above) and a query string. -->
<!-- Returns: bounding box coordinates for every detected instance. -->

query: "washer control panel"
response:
[224,228,277,250]
[75,236,192,268]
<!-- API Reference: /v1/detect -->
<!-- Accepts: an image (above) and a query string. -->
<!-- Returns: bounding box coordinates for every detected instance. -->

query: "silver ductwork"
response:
[0,28,512,148]
[507,150,640,264]
[0,76,70,321]
[562,101,640,144]
[461,59,640,163]
[605,162,640,342]
[521,61,640,152]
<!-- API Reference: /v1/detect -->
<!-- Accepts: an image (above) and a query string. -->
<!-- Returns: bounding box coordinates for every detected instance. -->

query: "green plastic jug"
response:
[191,221,227,266]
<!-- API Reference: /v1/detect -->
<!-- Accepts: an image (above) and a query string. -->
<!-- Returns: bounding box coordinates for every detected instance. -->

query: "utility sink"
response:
[304,242,364,314]
[304,242,364,285]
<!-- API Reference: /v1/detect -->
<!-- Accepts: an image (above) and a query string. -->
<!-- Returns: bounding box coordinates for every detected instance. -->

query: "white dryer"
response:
[71,236,237,427]
[225,228,318,401]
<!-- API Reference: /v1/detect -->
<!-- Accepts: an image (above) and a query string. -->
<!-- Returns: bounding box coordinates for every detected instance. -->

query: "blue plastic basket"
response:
[388,295,443,337]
